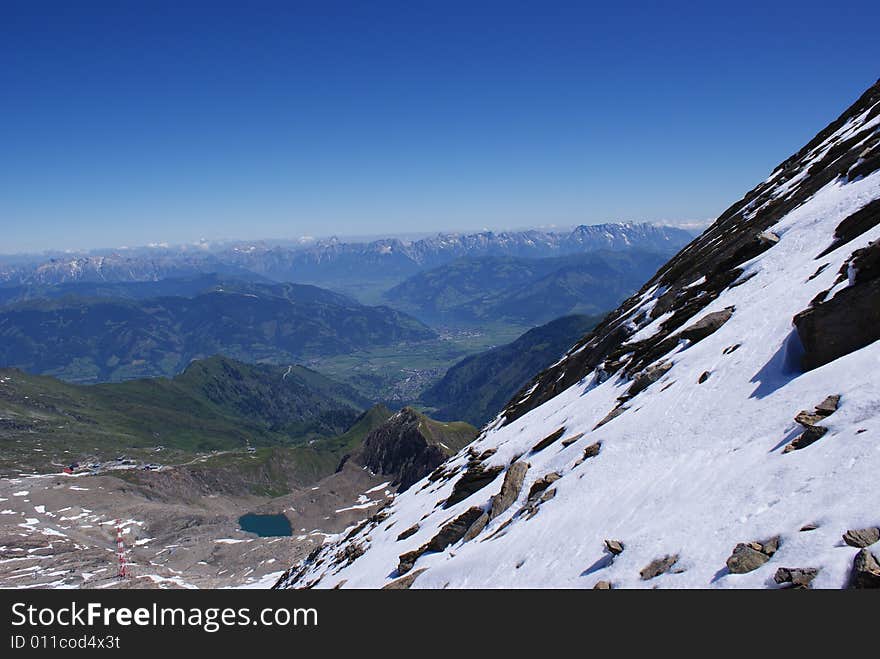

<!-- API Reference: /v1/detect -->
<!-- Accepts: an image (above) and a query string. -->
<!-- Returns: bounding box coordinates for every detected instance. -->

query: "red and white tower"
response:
[115,519,129,578]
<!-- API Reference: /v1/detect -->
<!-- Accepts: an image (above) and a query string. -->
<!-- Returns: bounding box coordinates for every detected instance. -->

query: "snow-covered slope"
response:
[276,80,880,589]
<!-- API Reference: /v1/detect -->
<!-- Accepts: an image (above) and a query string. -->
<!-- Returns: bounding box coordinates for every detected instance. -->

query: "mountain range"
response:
[0,223,694,302]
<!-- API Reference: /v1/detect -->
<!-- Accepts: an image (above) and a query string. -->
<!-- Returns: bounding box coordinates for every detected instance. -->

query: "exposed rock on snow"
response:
[678,307,735,344]
[774,567,819,589]
[640,555,679,581]
[726,537,779,574]
[848,549,880,589]
[530,427,566,453]
[842,527,880,548]
[488,461,530,520]
[382,568,428,589]
[795,240,880,370]
[443,464,503,508]
[604,539,625,556]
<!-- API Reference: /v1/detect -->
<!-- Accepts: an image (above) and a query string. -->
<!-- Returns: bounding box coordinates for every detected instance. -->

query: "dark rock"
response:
[848,548,880,589]
[531,427,566,452]
[640,554,679,580]
[425,506,485,553]
[574,441,602,467]
[489,461,530,520]
[462,512,490,542]
[794,411,824,427]
[799,523,819,532]
[843,527,880,548]
[817,196,880,258]
[698,371,710,384]
[627,361,673,397]
[774,567,818,588]
[397,548,424,576]
[444,464,503,508]
[478,448,497,460]
[593,406,626,430]
[396,524,420,542]
[814,394,841,416]
[383,568,428,589]
[604,539,625,555]
[794,242,880,370]
[723,343,741,354]
[561,432,585,447]
[540,488,557,502]
[678,307,734,344]
[783,425,828,452]
[726,544,771,574]
[527,472,561,500]
[593,580,613,590]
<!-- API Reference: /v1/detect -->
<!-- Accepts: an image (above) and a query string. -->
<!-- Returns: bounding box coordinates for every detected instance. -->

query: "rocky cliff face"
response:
[345,408,477,491]
[276,79,880,590]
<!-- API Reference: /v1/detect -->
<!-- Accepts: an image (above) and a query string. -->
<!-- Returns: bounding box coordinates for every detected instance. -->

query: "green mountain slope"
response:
[420,314,601,426]
[0,356,370,476]
[0,281,435,383]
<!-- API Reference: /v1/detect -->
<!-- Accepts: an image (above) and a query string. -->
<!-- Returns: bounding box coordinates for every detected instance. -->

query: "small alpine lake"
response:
[238,513,293,537]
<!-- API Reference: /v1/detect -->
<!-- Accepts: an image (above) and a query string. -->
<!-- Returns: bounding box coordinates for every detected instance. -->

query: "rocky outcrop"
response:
[784,395,839,453]
[527,472,561,501]
[774,567,818,589]
[640,554,679,580]
[726,536,780,574]
[397,506,485,575]
[678,307,735,344]
[444,462,503,508]
[531,427,566,453]
[489,461,530,520]
[604,539,624,555]
[626,361,673,397]
[795,240,880,371]
[848,548,880,589]
[356,408,477,491]
[383,568,428,589]
[843,527,880,548]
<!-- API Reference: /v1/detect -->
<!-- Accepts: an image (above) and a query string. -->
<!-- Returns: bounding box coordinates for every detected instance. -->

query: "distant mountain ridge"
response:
[385,250,671,325]
[0,223,695,294]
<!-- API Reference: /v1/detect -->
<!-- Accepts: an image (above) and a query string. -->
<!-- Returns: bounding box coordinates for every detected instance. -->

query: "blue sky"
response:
[1,1,878,253]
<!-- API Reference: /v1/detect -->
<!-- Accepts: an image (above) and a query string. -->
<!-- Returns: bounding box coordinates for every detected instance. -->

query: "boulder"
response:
[726,544,771,574]
[627,361,673,397]
[397,548,424,576]
[527,472,561,500]
[444,464,503,508]
[678,307,735,344]
[462,512,490,542]
[848,548,880,589]
[783,425,828,452]
[575,442,602,466]
[794,246,880,371]
[425,507,485,553]
[698,371,711,384]
[383,568,428,590]
[593,406,627,430]
[604,539,625,555]
[593,580,613,590]
[531,427,566,452]
[396,524,419,542]
[489,461,530,520]
[640,554,679,580]
[843,527,880,548]
[561,432,585,447]
[774,567,818,589]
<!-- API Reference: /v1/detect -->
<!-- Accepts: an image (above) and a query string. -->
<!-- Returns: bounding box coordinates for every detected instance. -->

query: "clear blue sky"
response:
[1,1,878,254]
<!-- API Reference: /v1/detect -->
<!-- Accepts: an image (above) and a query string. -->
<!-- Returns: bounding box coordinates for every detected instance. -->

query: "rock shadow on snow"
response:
[749,329,805,399]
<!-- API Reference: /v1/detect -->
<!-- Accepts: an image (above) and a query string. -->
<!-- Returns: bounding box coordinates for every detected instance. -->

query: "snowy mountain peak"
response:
[275,79,880,590]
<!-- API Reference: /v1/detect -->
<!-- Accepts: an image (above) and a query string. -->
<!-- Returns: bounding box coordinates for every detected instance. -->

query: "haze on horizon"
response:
[2,1,878,254]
